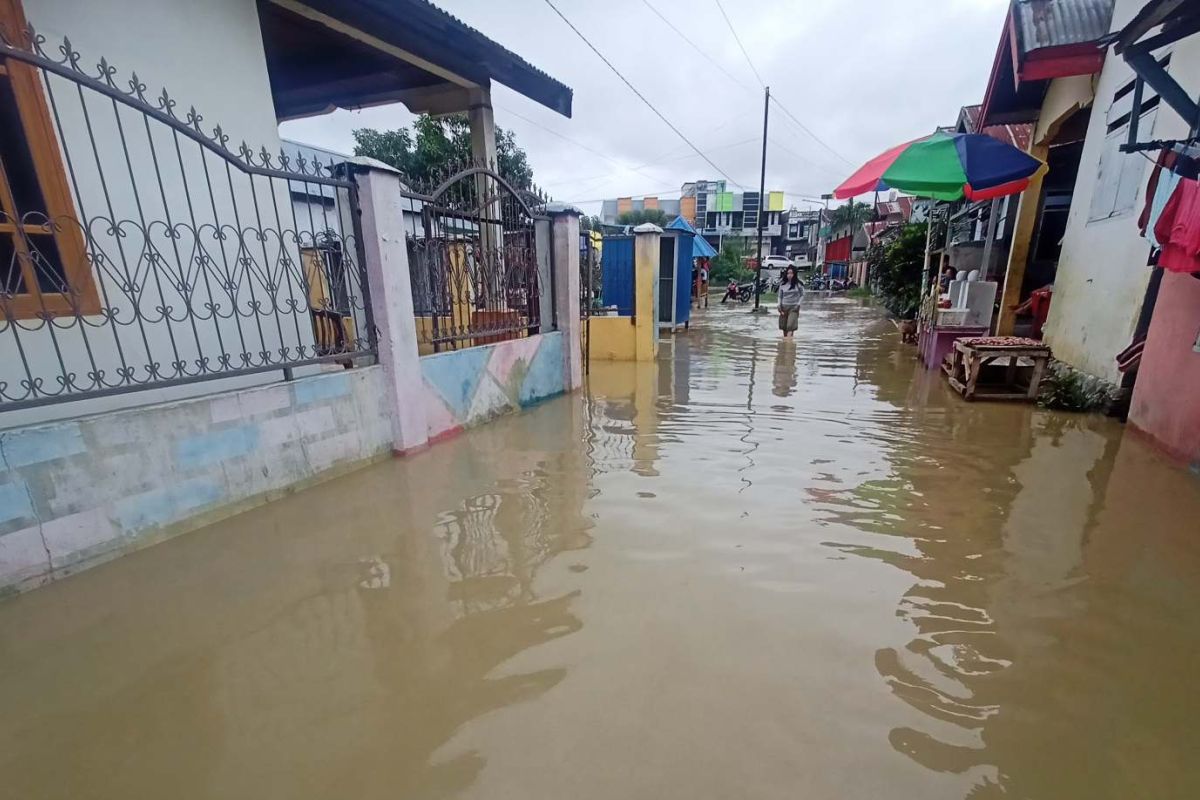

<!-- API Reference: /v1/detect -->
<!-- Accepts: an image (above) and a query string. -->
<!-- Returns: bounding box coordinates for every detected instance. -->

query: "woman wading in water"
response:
[777,266,804,338]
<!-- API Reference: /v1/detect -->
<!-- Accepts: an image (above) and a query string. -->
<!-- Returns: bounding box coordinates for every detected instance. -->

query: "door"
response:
[658,235,675,324]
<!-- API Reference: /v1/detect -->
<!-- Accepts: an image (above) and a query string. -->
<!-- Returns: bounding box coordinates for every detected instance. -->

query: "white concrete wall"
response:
[0,367,393,594]
[2,0,335,428]
[1043,0,1200,381]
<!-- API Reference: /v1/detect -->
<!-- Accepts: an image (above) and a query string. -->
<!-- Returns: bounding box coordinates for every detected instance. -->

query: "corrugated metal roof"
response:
[308,0,573,117]
[1012,0,1115,56]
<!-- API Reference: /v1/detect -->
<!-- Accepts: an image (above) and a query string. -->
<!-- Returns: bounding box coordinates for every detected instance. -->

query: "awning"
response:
[667,216,717,259]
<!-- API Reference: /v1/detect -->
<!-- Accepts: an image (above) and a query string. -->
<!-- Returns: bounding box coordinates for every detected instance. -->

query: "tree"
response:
[867,222,927,319]
[709,236,754,284]
[352,114,534,190]
[829,200,873,234]
[615,208,670,227]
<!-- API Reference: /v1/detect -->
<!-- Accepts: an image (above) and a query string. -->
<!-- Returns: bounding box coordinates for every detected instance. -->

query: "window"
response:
[1088,60,1168,224]
[0,0,94,319]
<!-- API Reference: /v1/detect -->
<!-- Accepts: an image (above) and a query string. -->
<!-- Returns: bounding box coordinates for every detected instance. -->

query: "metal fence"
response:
[0,26,374,412]
[399,162,552,352]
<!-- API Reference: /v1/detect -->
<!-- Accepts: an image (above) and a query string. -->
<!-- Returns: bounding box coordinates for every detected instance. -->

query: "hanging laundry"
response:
[1139,149,1178,238]
[1147,169,1183,248]
[1153,178,1200,274]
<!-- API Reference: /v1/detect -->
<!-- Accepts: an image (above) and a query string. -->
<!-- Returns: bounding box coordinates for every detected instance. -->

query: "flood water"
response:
[3,296,1200,799]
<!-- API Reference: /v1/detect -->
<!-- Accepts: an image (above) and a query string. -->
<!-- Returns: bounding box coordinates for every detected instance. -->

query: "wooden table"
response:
[944,338,1052,402]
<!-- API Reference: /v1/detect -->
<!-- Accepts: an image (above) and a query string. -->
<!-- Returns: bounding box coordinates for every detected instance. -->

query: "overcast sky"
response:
[280,0,1010,215]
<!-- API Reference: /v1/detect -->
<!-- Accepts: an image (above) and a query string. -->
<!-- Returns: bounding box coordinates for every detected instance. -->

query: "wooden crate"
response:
[945,339,1051,402]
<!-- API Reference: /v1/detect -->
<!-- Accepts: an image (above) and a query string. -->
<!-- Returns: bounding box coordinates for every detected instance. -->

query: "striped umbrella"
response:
[833,130,1046,201]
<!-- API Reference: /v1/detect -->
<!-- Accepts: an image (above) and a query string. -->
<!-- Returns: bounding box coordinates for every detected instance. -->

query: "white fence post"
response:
[547,205,582,391]
[351,162,429,454]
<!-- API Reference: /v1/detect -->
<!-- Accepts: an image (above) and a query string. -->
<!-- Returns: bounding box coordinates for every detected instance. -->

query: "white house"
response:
[1037,0,1199,382]
[0,0,581,594]
[0,0,573,428]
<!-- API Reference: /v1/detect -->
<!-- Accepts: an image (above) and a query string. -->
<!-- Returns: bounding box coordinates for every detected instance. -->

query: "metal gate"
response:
[0,26,374,411]
[401,163,550,352]
[579,228,602,375]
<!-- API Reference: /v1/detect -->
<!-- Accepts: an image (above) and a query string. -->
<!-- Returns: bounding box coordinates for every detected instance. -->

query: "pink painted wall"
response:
[1129,271,1200,468]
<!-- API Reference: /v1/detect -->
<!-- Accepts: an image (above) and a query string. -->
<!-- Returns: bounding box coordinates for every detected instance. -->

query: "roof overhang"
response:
[259,0,573,120]
[980,5,1110,128]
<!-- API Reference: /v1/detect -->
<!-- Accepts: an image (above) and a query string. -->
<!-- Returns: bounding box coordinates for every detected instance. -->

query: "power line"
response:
[641,0,749,90]
[770,96,855,168]
[540,0,744,188]
[542,136,758,188]
[564,187,683,205]
[768,136,845,179]
[713,0,764,88]
[495,102,675,187]
[673,1,855,177]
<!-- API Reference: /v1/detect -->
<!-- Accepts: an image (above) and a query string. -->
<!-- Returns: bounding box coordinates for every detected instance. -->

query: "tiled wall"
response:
[0,368,392,593]
[418,332,566,440]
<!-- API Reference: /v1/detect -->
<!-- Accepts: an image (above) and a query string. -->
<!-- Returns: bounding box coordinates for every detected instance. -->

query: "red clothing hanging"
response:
[1153,178,1200,274]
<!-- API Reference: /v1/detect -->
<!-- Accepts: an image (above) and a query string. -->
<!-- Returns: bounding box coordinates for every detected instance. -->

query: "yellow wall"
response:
[588,316,637,361]
[768,191,785,211]
[634,231,659,362]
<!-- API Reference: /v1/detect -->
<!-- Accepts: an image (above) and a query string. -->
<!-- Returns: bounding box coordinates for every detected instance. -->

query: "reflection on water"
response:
[2,298,1199,799]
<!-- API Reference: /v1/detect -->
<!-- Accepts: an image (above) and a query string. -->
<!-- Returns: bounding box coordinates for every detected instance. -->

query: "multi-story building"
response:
[599,195,681,223]
[781,209,822,266]
[601,180,787,255]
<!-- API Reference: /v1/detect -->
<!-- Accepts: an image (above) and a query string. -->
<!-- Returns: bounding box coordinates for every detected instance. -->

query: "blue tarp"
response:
[667,216,717,259]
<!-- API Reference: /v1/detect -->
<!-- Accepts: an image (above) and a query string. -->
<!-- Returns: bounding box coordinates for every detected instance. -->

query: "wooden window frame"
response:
[0,0,97,320]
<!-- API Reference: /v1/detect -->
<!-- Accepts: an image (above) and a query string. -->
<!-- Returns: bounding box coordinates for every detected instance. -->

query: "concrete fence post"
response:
[535,216,554,343]
[351,162,429,454]
[633,223,661,362]
[547,205,583,390]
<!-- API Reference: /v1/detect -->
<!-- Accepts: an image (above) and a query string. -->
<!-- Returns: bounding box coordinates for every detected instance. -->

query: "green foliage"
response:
[352,114,533,190]
[845,286,874,300]
[579,215,603,232]
[710,236,754,283]
[1037,362,1116,412]
[616,208,670,227]
[867,222,926,319]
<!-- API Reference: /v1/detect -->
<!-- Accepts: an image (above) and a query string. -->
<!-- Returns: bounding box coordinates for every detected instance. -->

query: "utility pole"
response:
[819,193,832,274]
[753,85,769,312]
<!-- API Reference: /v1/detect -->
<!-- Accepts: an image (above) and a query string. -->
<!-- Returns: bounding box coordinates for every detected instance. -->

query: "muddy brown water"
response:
[3,297,1200,799]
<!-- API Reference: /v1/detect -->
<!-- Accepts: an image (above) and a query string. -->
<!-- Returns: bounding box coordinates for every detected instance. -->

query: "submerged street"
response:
[3,296,1200,799]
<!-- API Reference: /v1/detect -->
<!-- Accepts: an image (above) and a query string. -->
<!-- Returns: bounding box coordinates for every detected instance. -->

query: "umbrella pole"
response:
[920,204,934,298]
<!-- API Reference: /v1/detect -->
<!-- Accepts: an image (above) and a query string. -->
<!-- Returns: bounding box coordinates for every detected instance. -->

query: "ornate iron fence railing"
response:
[399,162,552,353]
[0,26,375,412]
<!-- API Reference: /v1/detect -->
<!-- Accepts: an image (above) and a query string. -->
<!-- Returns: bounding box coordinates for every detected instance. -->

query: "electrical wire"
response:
[541,0,745,188]
[770,96,855,168]
[564,187,684,205]
[708,0,856,174]
[768,136,846,179]
[542,136,758,188]
[642,0,749,90]
[495,102,686,192]
[713,0,764,88]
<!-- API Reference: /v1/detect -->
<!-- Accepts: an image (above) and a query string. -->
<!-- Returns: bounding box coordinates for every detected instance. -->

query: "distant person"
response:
[777,266,804,338]
[939,265,956,293]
